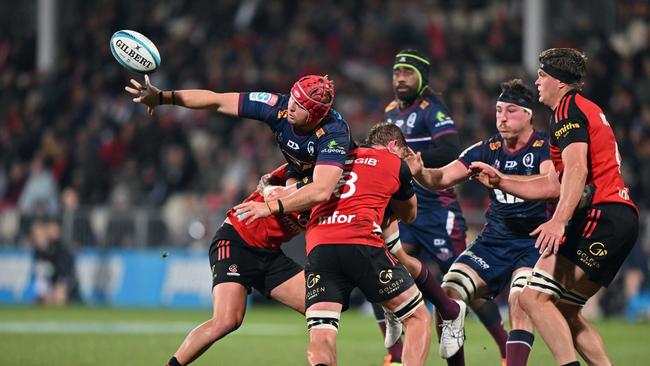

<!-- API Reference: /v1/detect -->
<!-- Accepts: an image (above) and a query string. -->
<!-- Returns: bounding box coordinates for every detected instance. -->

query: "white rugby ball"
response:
[109,30,161,74]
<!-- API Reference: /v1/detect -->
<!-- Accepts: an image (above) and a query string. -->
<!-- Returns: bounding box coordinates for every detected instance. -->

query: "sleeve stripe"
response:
[431,129,458,140]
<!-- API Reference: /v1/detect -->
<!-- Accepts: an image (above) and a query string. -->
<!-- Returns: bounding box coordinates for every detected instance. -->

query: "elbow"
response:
[399,207,417,224]
[311,188,332,204]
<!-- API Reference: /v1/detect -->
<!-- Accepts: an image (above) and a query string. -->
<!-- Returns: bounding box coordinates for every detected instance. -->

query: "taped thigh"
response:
[525,269,566,301]
[384,231,402,255]
[442,266,478,302]
[510,269,533,294]
[558,288,589,307]
[306,310,341,332]
[390,290,424,322]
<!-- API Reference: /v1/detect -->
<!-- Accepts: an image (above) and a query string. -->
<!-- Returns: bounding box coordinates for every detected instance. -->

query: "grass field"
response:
[1,305,648,365]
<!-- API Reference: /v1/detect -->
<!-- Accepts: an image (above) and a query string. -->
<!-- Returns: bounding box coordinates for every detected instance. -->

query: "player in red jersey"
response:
[235,123,432,366]
[164,164,307,366]
[470,48,639,366]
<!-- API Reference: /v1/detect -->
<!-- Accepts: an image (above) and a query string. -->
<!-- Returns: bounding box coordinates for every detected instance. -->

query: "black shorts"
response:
[208,224,303,297]
[559,203,639,287]
[304,244,415,311]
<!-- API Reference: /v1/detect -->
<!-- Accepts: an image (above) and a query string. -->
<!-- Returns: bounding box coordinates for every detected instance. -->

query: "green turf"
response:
[0,306,648,365]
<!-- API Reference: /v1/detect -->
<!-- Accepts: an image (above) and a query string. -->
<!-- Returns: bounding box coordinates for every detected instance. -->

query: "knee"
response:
[209,315,243,339]
[518,290,543,316]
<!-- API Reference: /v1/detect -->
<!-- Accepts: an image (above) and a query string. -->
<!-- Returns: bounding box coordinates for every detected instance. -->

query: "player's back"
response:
[305,148,405,254]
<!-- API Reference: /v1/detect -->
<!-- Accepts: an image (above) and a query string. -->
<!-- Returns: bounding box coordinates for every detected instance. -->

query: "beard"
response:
[394,84,419,103]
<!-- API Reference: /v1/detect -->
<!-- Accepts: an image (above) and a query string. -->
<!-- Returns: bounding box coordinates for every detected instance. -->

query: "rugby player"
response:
[165,164,307,366]
[404,79,549,366]
[383,49,507,365]
[471,48,639,366]
[126,74,354,222]
[242,122,431,366]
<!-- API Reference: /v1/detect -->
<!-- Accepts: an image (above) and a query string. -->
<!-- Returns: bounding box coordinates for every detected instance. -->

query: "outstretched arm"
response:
[125,75,240,116]
[470,160,559,200]
[405,151,470,190]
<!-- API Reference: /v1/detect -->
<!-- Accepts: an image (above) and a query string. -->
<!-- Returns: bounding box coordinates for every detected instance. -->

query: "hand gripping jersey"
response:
[239,92,355,176]
[305,148,415,254]
[384,94,465,233]
[226,165,306,250]
[458,131,552,241]
[549,90,636,210]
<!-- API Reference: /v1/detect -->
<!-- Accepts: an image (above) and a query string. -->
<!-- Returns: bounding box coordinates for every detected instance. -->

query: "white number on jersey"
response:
[494,189,524,204]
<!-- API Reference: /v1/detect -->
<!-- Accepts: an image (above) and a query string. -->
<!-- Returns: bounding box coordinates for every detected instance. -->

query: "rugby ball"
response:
[109,30,161,74]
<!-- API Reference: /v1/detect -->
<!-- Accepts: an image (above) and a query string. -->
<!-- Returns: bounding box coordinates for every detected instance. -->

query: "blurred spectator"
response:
[31,218,81,305]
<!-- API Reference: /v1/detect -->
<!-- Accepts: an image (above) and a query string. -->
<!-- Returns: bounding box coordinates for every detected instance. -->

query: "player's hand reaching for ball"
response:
[125,75,160,115]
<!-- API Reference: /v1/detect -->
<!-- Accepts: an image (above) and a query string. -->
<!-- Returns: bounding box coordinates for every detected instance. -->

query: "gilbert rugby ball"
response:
[109,30,161,74]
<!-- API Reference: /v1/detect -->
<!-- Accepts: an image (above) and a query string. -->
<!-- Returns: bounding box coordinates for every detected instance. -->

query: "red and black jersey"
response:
[226,164,305,250]
[305,148,415,254]
[549,90,636,210]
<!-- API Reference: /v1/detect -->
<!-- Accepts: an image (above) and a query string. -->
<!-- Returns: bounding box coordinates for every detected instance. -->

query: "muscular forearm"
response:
[552,164,587,222]
[174,90,239,115]
[275,181,333,213]
[415,168,446,191]
[499,174,559,201]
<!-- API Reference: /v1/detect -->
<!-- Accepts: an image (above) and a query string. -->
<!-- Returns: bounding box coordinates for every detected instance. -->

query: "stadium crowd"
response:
[1,0,649,315]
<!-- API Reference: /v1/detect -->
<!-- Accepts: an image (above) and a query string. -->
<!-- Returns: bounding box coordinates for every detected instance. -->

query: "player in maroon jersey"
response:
[470,48,639,366]
[165,164,308,366]
[235,123,432,366]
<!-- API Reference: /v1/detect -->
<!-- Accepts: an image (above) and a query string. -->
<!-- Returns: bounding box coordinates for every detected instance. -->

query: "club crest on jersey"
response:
[307,141,315,155]
[489,141,502,150]
[227,264,240,276]
[532,139,545,147]
[522,153,534,168]
[407,112,417,128]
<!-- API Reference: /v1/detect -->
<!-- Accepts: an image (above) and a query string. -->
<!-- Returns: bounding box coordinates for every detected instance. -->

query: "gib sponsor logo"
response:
[317,211,356,225]
[114,39,153,69]
[555,122,580,138]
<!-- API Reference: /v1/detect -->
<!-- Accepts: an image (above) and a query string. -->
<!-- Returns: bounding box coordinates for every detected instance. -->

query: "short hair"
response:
[539,48,588,89]
[501,79,533,102]
[365,122,407,150]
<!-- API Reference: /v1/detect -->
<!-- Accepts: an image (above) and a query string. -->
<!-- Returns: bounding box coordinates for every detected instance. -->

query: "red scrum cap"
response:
[290,75,335,125]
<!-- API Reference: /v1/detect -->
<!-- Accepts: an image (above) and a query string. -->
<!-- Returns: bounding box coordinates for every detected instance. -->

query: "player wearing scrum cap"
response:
[382,49,508,366]
[471,48,639,366]
[126,74,355,222]
[405,79,550,366]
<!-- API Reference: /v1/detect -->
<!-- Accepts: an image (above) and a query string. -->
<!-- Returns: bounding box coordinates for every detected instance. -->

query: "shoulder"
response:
[244,92,287,108]
[385,100,399,113]
[317,109,351,141]
[531,131,549,148]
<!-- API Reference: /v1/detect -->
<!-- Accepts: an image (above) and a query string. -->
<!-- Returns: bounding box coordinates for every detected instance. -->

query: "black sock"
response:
[561,362,580,366]
[167,356,182,366]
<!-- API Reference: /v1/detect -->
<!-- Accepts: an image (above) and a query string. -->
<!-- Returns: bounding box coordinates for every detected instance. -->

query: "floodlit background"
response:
[0,1,649,365]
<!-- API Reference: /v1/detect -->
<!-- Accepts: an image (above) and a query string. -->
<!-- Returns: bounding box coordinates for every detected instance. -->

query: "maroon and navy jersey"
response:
[458,131,552,241]
[384,94,465,234]
[305,148,415,254]
[226,165,305,250]
[549,90,636,210]
[238,92,355,176]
